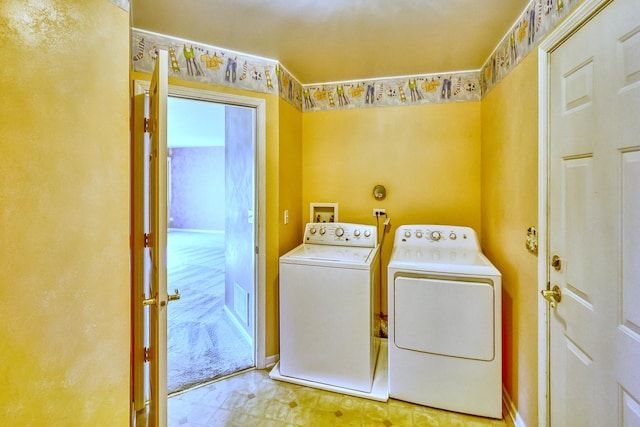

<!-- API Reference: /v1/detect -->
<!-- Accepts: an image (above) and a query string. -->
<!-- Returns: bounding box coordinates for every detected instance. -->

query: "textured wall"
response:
[481,50,539,427]
[169,147,225,231]
[0,0,130,425]
[224,105,256,338]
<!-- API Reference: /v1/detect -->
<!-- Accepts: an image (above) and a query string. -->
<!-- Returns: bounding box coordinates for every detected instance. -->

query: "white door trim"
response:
[537,1,614,425]
[134,80,268,370]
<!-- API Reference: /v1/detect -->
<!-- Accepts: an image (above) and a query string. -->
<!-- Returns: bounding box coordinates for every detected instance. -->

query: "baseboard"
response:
[265,354,279,369]
[502,386,527,427]
[223,306,253,346]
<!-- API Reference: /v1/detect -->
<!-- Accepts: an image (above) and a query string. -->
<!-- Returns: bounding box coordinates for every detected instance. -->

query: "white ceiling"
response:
[131,0,531,84]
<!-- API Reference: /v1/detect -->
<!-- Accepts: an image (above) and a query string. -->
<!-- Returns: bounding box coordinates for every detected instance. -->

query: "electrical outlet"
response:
[373,208,386,217]
[284,210,289,225]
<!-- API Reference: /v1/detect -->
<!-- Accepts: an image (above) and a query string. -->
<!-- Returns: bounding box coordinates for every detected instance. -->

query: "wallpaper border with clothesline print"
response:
[131,0,581,112]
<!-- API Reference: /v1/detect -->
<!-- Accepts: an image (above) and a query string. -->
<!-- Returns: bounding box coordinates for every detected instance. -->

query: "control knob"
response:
[309,227,317,235]
[364,230,371,238]
[415,231,423,238]
[430,231,442,241]
[319,228,326,235]
[404,230,411,238]
[354,229,361,237]
[449,232,457,240]
[335,227,344,237]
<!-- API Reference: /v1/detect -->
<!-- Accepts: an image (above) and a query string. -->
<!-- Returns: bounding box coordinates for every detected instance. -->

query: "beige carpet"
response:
[167,230,253,394]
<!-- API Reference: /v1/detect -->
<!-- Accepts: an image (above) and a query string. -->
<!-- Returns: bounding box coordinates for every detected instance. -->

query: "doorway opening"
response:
[166,96,256,394]
[132,78,267,423]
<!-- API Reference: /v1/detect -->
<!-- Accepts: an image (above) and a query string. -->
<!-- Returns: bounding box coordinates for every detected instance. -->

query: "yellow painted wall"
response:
[0,1,130,425]
[277,99,304,353]
[302,102,482,311]
[481,50,539,427]
[278,98,303,255]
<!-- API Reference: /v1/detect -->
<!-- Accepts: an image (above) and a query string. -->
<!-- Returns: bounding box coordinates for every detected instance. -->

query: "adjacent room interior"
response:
[166,96,255,394]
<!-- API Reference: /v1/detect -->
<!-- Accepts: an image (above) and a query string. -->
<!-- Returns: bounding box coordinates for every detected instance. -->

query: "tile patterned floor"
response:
[168,369,509,427]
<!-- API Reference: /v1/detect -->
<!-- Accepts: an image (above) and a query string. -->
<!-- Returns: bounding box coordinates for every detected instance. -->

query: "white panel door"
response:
[148,49,170,427]
[132,91,152,415]
[547,0,640,425]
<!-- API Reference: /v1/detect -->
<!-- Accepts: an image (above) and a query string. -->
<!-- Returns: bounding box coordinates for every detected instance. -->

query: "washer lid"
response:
[281,243,377,267]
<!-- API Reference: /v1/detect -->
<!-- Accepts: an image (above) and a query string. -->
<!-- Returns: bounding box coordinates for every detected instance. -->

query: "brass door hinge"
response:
[143,233,152,248]
[143,118,150,133]
[143,347,151,363]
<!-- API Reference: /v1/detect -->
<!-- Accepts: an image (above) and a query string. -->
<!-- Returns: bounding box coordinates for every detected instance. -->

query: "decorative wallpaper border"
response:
[131,28,479,112]
[302,71,481,112]
[131,30,301,106]
[132,0,581,112]
[480,0,580,94]
[276,64,304,110]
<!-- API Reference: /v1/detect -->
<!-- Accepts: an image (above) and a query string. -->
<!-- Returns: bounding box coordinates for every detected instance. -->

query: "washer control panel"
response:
[304,222,377,247]
[395,225,479,250]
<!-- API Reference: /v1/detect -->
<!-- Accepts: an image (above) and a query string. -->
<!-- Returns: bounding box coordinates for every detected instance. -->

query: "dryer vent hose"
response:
[376,213,391,336]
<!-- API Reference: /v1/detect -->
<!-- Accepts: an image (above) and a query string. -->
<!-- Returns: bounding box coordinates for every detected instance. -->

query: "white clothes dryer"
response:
[387,225,502,418]
[271,222,388,400]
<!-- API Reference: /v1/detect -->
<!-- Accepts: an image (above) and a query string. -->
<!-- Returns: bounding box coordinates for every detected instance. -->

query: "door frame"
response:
[134,80,268,369]
[537,0,613,425]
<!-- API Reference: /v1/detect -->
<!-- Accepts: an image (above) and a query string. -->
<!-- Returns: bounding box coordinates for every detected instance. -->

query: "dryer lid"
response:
[388,247,500,276]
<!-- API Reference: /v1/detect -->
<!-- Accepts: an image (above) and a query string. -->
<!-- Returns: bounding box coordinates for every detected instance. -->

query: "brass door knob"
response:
[541,285,562,308]
[168,289,180,302]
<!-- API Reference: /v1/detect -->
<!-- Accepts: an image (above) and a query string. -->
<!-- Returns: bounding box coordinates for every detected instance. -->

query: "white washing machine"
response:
[270,222,388,400]
[387,225,502,418]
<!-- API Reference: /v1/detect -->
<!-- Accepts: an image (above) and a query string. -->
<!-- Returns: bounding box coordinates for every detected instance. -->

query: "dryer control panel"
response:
[304,222,377,248]
[394,225,480,250]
